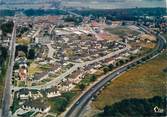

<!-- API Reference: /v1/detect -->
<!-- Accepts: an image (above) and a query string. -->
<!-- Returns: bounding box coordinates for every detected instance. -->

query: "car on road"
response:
[76,101,80,105]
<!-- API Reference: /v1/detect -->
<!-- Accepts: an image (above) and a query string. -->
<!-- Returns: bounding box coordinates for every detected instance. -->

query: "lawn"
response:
[16,37,31,45]
[48,92,78,114]
[40,64,52,70]
[28,62,43,76]
[17,80,26,87]
[28,62,53,76]
[91,51,167,110]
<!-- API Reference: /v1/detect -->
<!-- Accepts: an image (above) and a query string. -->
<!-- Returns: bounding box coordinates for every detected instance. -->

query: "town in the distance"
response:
[0,0,166,117]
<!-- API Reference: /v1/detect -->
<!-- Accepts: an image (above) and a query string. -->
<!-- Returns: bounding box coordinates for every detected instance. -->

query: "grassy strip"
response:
[0,57,9,108]
[11,93,20,114]
[19,111,35,117]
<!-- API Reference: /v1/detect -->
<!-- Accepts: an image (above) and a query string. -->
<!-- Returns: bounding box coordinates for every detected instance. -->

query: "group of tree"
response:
[73,8,166,21]
[16,26,29,37]
[103,64,114,73]
[63,15,83,25]
[0,10,15,16]
[23,9,67,16]
[115,59,127,67]
[0,47,8,79]
[0,20,13,78]
[0,21,14,36]
[98,96,166,117]
[15,45,36,59]
[78,74,97,91]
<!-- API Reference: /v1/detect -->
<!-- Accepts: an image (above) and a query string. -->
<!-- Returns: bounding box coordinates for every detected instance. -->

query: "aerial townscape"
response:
[0,0,166,117]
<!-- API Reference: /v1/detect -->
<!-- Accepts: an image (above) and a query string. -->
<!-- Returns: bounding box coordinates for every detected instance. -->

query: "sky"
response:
[0,0,166,9]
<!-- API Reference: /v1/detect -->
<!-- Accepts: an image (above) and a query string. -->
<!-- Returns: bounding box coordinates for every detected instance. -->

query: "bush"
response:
[103,67,110,73]
[1,21,14,34]
[78,83,85,91]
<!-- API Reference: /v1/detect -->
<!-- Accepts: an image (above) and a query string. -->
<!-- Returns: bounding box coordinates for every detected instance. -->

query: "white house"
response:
[45,87,61,98]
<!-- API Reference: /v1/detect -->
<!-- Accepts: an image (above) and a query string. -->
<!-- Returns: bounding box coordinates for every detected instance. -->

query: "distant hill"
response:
[61,0,165,9]
[1,0,60,4]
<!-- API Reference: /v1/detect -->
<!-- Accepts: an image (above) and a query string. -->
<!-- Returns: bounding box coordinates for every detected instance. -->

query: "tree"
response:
[119,60,125,65]
[0,47,8,60]
[16,45,28,57]
[129,55,135,61]
[99,96,166,117]
[103,67,110,73]
[108,64,114,70]
[78,83,85,91]
[1,21,14,34]
[90,75,97,82]
[28,49,35,59]
[116,60,124,67]
[103,105,111,115]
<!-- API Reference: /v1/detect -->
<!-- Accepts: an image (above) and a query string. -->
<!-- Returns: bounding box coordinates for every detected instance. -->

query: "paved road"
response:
[32,27,41,39]
[47,24,57,58]
[64,31,167,117]
[49,25,56,35]
[1,21,16,117]
[47,43,56,59]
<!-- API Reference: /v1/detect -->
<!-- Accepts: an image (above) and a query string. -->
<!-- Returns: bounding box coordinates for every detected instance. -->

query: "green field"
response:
[105,27,139,37]
[91,51,167,110]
